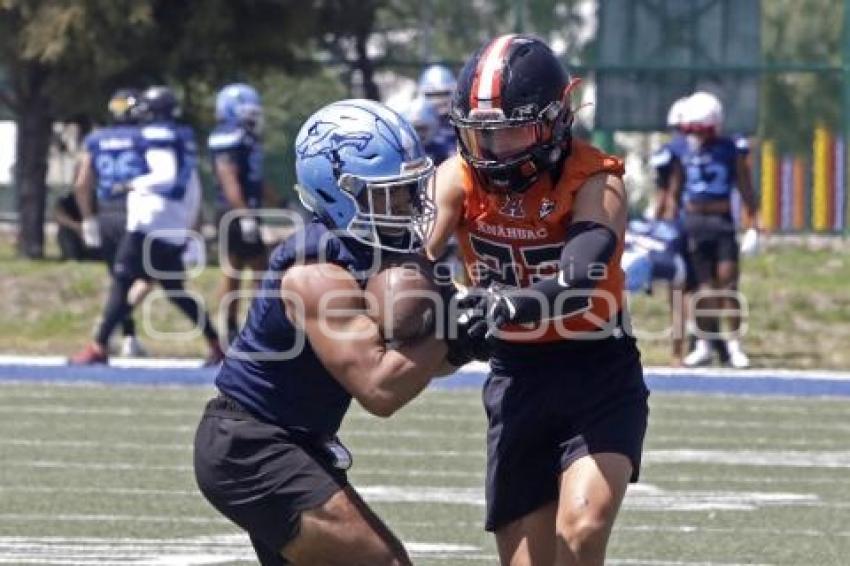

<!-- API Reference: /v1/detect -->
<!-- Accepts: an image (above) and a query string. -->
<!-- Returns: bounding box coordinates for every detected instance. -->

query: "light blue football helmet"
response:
[294,99,436,253]
[215,83,263,132]
[418,64,456,116]
[402,96,439,145]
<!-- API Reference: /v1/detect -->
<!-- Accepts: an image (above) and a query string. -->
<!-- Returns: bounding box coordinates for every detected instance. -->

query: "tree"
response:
[760,0,842,152]
[0,0,319,258]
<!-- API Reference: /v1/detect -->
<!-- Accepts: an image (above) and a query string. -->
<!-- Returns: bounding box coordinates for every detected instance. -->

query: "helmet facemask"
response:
[453,93,573,193]
[340,158,436,253]
[237,103,264,134]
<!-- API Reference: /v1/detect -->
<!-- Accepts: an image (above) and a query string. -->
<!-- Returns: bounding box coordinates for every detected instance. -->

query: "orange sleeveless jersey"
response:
[455,138,627,343]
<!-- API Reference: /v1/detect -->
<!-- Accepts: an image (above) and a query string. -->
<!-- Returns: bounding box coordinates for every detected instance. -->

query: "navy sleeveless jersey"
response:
[431,115,457,164]
[673,136,745,204]
[208,124,264,209]
[215,221,375,436]
[84,125,148,205]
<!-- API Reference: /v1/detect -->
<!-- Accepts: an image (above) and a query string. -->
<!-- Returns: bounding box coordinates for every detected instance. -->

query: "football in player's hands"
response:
[366,254,439,344]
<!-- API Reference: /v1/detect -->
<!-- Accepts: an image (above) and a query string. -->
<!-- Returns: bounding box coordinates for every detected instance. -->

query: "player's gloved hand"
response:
[443,287,515,366]
[740,227,759,257]
[458,287,515,337]
[239,215,260,244]
[81,217,101,248]
[182,236,206,269]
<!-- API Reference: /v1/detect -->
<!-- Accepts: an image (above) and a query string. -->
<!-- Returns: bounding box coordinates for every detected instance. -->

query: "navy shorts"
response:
[113,231,185,282]
[682,213,738,287]
[96,200,127,269]
[483,331,649,532]
[193,395,348,561]
[216,209,267,261]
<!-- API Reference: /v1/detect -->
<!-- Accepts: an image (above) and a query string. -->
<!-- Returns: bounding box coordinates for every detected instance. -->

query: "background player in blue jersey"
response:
[663,91,760,368]
[622,218,691,364]
[70,86,222,366]
[194,99,474,566]
[418,64,458,158]
[401,95,452,165]
[74,88,150,357]
[209,83,269,344]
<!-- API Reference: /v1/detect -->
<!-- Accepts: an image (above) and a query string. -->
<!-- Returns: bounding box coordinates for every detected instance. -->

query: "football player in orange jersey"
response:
[426,35,649,566]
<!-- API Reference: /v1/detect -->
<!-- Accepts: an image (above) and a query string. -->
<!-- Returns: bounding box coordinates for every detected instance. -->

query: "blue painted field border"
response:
[1,357,850,397]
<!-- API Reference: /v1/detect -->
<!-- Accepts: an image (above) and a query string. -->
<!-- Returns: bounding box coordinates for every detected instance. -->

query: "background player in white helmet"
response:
[664,91,759,368]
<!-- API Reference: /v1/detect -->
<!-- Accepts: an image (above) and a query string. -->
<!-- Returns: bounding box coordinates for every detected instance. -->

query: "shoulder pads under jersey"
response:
[208,125,248,151]
[141,125,177,142]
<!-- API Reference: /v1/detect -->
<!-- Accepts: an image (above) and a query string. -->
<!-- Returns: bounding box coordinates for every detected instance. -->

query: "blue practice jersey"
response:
[429,115,456,165]
[84,125,148,203]
[215,221,377,436]
[673,136,747,205]
[137,121,197,200]
[623,219,688,291]
[626,219,685,257]
[208,124,264,209]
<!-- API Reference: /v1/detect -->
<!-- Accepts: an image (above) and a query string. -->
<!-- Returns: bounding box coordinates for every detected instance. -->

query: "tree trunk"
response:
[14,68,52,259]
[354,28,380,101]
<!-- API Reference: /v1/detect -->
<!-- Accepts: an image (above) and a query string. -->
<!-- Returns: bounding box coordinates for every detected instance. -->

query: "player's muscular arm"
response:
[663,162,684,221]
[215,156,249,209]
[282,263,448,418]
[425,155,466,261]
[74,152,96,219]
[735,155,758,229]
[572,172,628,234]
[492,173,626,325]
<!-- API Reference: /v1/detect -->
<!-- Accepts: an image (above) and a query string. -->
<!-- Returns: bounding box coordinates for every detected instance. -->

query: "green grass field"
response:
[0,382,848,565]
[3,235,850,368]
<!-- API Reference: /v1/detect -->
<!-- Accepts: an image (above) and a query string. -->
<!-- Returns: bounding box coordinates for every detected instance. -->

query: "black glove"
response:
[443,287,514,366]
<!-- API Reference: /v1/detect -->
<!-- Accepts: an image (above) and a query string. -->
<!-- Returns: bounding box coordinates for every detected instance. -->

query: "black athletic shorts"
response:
[113,231,185,282]
[483,329,649,532]
[97,201,127,269]
[193,394,349,559]
[216,209,267,261]
[682,212,738,288]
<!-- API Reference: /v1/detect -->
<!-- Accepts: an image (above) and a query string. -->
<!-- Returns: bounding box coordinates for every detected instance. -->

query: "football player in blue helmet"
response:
[194,99,473,566]
[401,95,452,165]
[210,83,268,344]
[621,218,692,364]
[73,87,148,357]
[137,85,181,122]
[417,63,458,156]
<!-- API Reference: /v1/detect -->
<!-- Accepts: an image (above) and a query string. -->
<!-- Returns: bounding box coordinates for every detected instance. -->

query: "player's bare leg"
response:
[281,486,412,565]
[554,453,632,566]
[494,501,557,566]
[669,285,688,366]
[219,254,245,343]
[685,284,719,366]
[716,259,748,367]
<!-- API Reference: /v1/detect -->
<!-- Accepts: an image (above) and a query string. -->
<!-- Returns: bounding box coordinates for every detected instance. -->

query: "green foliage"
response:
[761,0,843,152]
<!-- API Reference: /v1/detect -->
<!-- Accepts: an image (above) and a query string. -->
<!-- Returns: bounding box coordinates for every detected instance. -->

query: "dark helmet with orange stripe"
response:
[451,34,575,192]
